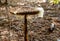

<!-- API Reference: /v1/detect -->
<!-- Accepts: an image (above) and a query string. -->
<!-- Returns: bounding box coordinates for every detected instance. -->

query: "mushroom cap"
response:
[9,6,39,15]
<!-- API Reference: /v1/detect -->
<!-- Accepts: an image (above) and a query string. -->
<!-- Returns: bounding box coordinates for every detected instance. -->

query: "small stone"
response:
[57,38,60,41]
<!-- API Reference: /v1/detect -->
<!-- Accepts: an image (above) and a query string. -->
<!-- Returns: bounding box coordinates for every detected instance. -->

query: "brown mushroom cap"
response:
[9,6,39,15]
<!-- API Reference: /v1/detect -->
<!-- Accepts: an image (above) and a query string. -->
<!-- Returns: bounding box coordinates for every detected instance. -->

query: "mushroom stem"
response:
[48,22,55,33]
[50,23,55,30]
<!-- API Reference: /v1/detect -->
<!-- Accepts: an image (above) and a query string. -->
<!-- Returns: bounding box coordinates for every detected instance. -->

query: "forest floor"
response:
[0,1,60,41]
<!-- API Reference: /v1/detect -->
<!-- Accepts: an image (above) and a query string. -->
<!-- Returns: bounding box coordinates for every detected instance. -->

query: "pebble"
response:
[57,38,60,41]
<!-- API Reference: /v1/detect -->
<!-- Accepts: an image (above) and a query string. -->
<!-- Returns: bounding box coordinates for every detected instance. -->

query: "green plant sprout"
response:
[49,0,60,4]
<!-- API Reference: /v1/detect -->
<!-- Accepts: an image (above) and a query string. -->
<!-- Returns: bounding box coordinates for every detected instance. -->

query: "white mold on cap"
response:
[35,7,44,18]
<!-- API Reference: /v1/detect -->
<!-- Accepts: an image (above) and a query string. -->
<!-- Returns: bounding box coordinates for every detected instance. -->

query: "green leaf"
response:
[49,0,60,4]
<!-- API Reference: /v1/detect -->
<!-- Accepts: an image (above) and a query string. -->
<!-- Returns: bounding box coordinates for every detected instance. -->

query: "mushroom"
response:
[10,6,44,19]
[48,22,55,32]
[50,23,55,30]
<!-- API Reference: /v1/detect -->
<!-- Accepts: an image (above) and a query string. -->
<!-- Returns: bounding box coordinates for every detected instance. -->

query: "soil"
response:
[0,0,60,41]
